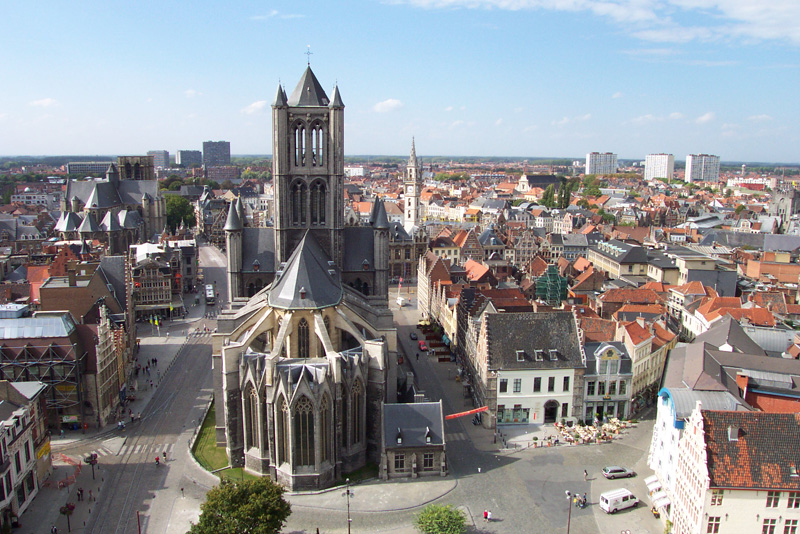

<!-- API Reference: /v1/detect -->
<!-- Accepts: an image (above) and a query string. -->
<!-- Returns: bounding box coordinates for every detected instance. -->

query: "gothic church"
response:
[213,67,397,490]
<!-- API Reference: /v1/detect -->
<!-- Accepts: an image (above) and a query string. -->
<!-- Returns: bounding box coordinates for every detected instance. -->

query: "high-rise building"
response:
[176,150,202,167]
[586,152,618,175]
[202,140,231,167]
[685,154,720,183]
[645,154,675,181]
[147,150,170,168]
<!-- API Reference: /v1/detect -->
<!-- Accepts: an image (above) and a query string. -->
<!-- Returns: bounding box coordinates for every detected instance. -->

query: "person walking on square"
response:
[487,511,492,522]
[483,510,488,522]
[584,469,588,481]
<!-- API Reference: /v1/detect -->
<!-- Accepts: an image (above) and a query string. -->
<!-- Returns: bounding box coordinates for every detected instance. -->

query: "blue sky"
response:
[1,0,799,162]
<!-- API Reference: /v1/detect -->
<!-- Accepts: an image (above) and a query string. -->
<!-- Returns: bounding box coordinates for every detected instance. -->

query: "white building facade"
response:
[685,154,720,183]
[586,152,618,175]
[645,154,675,181]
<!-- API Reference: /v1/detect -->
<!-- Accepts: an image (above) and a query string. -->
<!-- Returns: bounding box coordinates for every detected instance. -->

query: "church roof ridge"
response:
[287,66,330,107]
[268,231,342,310]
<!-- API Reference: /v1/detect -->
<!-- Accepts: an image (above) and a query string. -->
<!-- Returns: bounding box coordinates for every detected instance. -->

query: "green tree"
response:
[724,188,733,198]
[166,195,196,231]
[414,504,466,534]
[735,204,745,215]
[541,184,555,207]
[189,478,291,534]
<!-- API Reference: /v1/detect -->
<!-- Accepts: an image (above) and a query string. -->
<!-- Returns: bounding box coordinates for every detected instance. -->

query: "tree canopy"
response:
[166,195,196,231]
[189,478,291,534]
[414,504,467,534]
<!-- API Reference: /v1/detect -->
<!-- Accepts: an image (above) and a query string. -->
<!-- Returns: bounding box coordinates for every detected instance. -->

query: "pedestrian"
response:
[60,428,64,439]
[181,487,185,498]
[416,353,419,361]
[51,526,58,534]
[89,489,93,501]
[77,487,83,501]
[483,510,488,522]
[582,493,587,507]
[150,380,154,389]
[163,450,167,462]
[487,511,492,522]
[584,469,588,481]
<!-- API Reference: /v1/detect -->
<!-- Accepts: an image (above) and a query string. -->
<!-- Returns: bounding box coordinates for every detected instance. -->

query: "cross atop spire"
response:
[305,45,313,66]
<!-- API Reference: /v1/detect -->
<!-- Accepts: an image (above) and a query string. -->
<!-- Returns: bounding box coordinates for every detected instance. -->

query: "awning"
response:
[646,478,663,492]
[653,493,671,509]
[644,475,659,485]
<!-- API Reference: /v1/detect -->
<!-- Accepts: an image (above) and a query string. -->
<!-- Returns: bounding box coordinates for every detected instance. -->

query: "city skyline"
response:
[2,1,799,162]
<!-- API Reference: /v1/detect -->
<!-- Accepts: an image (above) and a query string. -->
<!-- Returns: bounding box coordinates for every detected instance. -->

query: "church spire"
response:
[408,137,418,168]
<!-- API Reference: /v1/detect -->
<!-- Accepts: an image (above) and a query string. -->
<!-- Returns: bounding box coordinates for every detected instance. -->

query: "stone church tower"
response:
[272,67,345,269]
[403,139,422,232]
[213,67,397,492]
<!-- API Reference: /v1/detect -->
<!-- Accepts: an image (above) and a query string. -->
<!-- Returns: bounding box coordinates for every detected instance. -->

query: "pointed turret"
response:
[409,137,418,168]
[236,196,246,226]
[287,66,330,107]
[273,83,287,107]
[224,198,243,231]
[371,198,389,230]
[329,84,344,108]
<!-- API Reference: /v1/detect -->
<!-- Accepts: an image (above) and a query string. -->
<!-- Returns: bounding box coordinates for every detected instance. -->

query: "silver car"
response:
[602,466,636,479]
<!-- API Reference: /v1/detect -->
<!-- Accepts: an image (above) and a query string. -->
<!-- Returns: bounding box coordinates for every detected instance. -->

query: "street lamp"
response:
[565,490,573,534]
[85,453,98,480]
[342,478,353,534]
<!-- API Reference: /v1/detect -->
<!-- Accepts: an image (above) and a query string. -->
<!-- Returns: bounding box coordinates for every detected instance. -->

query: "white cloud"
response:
[241,100,268,115]
[612,92,623,99]
[630,114,661,125]
[398,0,800,46]
[186,113,198,120]
[495,118,503,126]
[184,89,202,98]
[0,113,7,121]
[250,10,304,20]
[29,98,57,108]
[552,113,591,126]
[669,112,685,120]
[748,114,773,122]
[695,112,716,124]
[444,106,454,112]
[373,99,403,113]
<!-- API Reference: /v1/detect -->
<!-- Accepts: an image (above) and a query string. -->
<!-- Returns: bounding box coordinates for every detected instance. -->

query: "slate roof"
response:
[287,67,330,107]
[55,211,82,232]
[659,388,742,420]
[591,239,648,263]
[118,209,144,229]
[383,401,445,449]
[268,231,342,310]
[342,227,375,272]
[237,228,275,274]
[703,411,800,490]
[388,222,412,242]
[101,210,121,232]
[78,213,101,234]
[99,255,129,309]
[693,315,766,355]
[485,311,584,371]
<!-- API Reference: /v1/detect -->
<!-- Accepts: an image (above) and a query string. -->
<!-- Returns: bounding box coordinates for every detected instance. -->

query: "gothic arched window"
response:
[310,181,327,226]
[292,182,308,226]
[244,386,258,449]
[310,122,325,166]
[298,318,310,358]
[294,123,307,167]
[320,395,331,463]
[294,396,315,468]
[352,379,363,445]
[340,384,349,449]
[277,397,289,465]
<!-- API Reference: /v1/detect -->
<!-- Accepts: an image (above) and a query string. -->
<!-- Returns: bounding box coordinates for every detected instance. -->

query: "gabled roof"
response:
[383,401,445,449]
[703,410,800,490]
[287,66,330,107]
[77,213,100,234]
[100,210,121,232]
[486,311,584,371]
[268,231,342,310]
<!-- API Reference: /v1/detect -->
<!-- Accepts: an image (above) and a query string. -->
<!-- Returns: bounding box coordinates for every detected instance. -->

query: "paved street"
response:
[28,250,661,534]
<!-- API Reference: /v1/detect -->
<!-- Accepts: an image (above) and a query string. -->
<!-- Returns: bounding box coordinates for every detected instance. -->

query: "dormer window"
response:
[549,350,558,361]
[425,426,432,444]
[516,350,525,362]
[253,260,260,272]
[396,427,403,444]
[362,259,370,271]
[727,425,741,442]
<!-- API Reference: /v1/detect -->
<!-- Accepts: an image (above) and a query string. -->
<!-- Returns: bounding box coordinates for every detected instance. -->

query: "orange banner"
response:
[445,406,488,420]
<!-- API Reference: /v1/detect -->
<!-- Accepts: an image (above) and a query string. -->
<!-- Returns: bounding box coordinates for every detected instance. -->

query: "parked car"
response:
[602,466,636,479]
[410,332,418,340]
[418,340,428,351]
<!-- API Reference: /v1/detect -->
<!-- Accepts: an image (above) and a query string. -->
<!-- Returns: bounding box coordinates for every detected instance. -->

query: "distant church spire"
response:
[409,137,418,168]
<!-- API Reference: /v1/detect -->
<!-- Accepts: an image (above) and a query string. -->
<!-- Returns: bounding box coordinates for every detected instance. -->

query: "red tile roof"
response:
[599,288,664,304]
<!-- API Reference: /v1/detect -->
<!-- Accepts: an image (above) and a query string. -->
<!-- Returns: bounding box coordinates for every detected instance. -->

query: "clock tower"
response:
[403,138,421,232]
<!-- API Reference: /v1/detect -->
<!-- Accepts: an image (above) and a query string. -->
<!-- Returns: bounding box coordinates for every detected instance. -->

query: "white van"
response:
[599,488,639,514]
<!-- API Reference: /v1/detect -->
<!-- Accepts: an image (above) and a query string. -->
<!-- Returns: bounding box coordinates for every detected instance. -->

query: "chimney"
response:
[636,316,646,328]
[68,269,76,287]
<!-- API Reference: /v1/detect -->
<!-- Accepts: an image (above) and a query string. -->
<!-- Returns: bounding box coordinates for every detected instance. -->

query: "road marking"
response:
[90,447,112,457]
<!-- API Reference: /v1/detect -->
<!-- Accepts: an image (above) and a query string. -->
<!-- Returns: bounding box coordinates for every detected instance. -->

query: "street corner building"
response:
[212,67,398,491]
